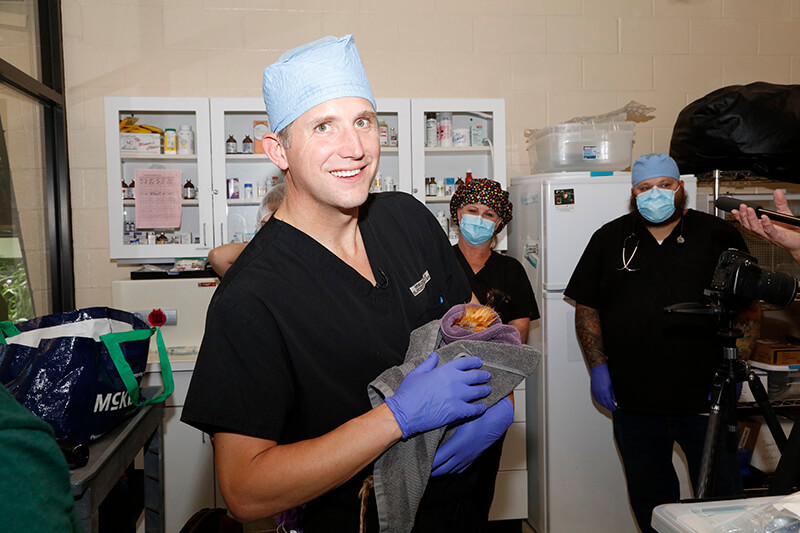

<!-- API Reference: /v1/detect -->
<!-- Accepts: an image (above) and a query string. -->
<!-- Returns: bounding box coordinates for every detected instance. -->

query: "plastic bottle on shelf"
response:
[226,134,237,154]
[242,135,254,154]
[372,172,383,193]
[128,178,135,199]
[389,127,398,147]
[385,175,396,192]
[164,129,177,154]
[177,125,194,155]
[448,221,459,241]
[437,179,445,197]
[437,211,448,234]
[378,120,389,146]
[465,169,473,184]
[227,177,240,199]
[445,177,455,196]
[425,114,437,147]
[437,112,453,147]
[257,180,267,198]
[183,179,196,199]
[429,177,439,196]
[470,118,484,146]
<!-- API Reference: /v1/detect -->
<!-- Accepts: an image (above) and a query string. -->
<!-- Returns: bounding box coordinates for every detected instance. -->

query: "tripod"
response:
[665,299,789,499]
[695,324,787,499]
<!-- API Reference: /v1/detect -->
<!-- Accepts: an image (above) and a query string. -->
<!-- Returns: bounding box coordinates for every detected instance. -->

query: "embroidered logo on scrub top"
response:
[409,270,431,297]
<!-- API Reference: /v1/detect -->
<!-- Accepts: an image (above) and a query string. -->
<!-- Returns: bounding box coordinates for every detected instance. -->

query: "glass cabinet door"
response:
[209,97,413,245]
[375,98,412,195]
[410,98,506,248]
[105,97,213,261]
[209,98,281,246]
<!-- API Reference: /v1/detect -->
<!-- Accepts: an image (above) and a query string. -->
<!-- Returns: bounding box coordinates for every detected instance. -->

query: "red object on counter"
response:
[148,309,167,327]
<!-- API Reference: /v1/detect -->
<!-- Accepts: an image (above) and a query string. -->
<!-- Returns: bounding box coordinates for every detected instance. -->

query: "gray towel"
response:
[367,320,541,533]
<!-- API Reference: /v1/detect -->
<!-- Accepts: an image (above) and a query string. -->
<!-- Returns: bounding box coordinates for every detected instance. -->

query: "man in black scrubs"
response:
[565,153,759,533]
[182,35,511,532]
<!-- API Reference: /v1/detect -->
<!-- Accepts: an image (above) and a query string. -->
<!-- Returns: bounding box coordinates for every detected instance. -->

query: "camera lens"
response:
[753,269,798,307]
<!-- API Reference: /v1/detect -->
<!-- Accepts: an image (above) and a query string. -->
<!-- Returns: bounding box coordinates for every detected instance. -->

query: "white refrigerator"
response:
[508,172,697,533]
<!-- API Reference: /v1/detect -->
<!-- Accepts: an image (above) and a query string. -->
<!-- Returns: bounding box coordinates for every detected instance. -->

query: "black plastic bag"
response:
[669,82,800,180]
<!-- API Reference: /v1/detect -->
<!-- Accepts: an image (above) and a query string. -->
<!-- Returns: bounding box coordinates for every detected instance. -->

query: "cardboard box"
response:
[749,415,794,473]
[738,419,760,453]
[120,133,162,153]
[752,339,800,365]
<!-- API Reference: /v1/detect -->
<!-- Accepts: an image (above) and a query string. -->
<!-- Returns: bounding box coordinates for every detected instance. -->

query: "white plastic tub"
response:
[528,122,635,173]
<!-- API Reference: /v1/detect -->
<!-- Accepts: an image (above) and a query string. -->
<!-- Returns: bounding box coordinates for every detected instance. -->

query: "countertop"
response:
[145,346,199,372]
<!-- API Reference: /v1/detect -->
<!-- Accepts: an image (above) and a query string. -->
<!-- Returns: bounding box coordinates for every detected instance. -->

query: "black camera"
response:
[710,249,798,306]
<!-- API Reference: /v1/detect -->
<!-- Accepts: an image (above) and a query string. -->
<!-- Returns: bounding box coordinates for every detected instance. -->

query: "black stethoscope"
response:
[618,216,685,272]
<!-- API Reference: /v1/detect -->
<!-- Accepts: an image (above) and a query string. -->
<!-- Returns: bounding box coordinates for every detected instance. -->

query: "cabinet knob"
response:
[413,188,418,193]
[212,189,219,195]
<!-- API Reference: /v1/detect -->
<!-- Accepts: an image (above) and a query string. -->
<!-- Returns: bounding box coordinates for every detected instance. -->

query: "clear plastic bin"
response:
[652,496,785,533]
[749,361,800,400]
[527,122,635,173]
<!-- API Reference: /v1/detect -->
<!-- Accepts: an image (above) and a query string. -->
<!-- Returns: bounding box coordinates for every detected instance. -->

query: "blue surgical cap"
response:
[262,35,377,134]
[632,153,681,186]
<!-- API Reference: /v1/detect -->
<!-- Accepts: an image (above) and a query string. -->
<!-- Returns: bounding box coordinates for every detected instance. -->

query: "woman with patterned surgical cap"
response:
[450,179,539,343]
[448,178,540,531]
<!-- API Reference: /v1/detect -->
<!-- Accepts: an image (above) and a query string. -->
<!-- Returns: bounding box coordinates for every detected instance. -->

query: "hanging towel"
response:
[367,306,541,533]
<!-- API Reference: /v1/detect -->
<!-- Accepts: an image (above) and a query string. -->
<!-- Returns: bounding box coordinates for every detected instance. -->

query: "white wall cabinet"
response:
[105,97,214,261]
[106,96,506,261]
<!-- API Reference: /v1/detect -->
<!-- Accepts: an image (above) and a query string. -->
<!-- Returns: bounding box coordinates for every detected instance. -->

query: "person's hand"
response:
[385,352,491,439]
[732,190,800,260]
[431,396,514,476]
[590,363,617,412]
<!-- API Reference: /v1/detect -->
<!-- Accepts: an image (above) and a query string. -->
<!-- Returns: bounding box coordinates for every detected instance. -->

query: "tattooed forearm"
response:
[575,304,607,368]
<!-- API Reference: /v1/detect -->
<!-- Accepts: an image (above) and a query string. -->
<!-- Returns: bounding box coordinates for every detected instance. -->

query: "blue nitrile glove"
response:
[385,352,492,439]
[431,396,514,476]
[590,363,617,412]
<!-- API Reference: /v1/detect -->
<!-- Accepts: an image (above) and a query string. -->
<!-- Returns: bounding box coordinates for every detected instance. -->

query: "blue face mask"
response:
[460,214,496,245]
[635,186,676,223]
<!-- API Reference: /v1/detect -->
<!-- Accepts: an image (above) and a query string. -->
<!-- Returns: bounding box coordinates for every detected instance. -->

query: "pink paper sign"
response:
[134,169,182,229]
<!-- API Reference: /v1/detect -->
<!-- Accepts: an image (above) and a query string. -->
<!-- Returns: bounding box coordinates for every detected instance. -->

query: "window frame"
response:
[0,0,74,313]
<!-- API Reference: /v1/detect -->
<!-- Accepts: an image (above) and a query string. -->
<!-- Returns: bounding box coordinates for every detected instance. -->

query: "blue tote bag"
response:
[0,307,173,443]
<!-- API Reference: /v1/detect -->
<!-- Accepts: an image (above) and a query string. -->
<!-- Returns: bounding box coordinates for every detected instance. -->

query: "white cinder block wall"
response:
[61,0,800,307]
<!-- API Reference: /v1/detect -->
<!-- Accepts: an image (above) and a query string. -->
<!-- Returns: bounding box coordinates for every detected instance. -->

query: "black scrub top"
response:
[453,246,540,324]
[565,210,748,415]
[181,192,472,528]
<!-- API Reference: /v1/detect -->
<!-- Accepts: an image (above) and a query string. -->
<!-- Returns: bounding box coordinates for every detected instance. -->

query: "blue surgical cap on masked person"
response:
[632,153,682,186]
[262,35,377,134]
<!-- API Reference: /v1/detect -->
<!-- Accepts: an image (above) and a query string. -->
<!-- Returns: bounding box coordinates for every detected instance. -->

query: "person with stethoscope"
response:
[565,153,761,533]
[448,178,540,532]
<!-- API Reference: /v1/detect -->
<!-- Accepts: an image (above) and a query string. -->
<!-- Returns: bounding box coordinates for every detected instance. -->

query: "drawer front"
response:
[498,421,526,471]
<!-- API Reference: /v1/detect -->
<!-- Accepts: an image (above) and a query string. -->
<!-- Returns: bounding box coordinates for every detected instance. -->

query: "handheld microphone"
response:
[714,196,800,228]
